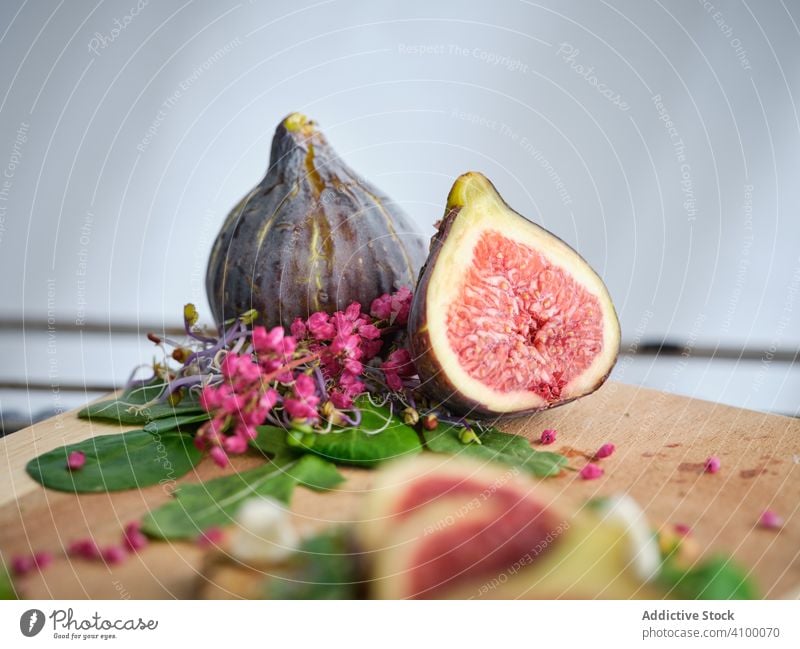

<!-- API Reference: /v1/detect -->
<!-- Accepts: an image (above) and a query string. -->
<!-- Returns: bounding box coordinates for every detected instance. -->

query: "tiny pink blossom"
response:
[331,332,361,357]
[284,374,320,422]
[10,555,34,576]
[220,391,246,414]
[704,456,721,474]
[370,293,393,320]
[758,509,784,530]
[101,545,127,565]
[209,446,229,468]
[290,317,307,339]
[594,443,615,459]
[197,527,224,547]
[221,353,261,383]
[199,385,222,411]
[66,450,86,471]
[252,325,286,355]
[381,348,414,391]
[579,463,604,480]
[67,538,101,560]
[330,372,365,409]
[540,429,557,445]
[674,523,692,536]
[223,434,249,454]
[357,322,381,340]
[32,551,54,569]
[123,522,149,552]
[293,373,317,398]
[306,312,335,340]
[390,286,413,325]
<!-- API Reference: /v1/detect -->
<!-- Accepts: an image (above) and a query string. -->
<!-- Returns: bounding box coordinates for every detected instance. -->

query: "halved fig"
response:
[409,172,620,417]
[359,455,661,599]
[358,455,568,599]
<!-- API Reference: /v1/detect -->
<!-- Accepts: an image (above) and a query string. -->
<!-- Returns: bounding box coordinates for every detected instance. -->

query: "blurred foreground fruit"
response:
[359,455,660,599]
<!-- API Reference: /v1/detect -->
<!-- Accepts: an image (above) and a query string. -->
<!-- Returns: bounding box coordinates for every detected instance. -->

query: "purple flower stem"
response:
[123,369,157,392]
[184,320,217,344]
[162,374,206,398]
[340,407,362,427]
[313,366,329,401]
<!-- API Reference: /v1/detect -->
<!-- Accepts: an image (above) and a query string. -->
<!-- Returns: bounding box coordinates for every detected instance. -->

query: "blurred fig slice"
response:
[358,454,567,599]
[409,172,620,417]
[359,455,661,600]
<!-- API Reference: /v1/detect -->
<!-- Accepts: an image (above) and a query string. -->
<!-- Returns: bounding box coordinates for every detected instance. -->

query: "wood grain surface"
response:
[1,381,798,599]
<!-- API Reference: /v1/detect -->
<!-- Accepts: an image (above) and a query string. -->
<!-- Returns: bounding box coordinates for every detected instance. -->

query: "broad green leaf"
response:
[259,397,422,467]
[78,381,205,425]
[251,425,296,458]
[26,430,203,493]
[0,560,16,600]
[140,455,344,539]
[143,412,210,434]
[264,528,359,599]
[423,423,567,477]
[658,555,757,600]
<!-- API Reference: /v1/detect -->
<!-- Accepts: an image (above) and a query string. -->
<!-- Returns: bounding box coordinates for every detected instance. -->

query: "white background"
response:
[0,0,798,421]
[0,600,798,647]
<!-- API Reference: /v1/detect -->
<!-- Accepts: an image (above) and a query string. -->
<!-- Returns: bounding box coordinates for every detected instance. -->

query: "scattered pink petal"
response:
[101,545,128,565]
[540,429,557,445]
[122,522,149,552]
[66,450,86,471]
[704,456,721,474]
[759,510,784,530]
[579,463,604,480]
[594,443,615,459]
[674,523,692,536]
[10,555,34,576]
[32,551,54,569]
[196,527,224,547]
[67,538,101,560]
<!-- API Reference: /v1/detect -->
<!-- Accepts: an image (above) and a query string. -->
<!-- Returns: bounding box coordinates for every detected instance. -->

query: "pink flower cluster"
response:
[196,348,282,467]
[195,289,417,467]
[369,286,412,326]
[292,302,381,409]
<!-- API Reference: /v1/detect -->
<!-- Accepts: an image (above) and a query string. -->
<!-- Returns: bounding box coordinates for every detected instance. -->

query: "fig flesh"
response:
[359,455,660,599]
[409,172,620,417]
[206,113,426,328]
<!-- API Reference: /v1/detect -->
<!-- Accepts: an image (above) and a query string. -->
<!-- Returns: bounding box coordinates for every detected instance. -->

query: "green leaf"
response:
[251,425,297,458]
[78,381,205,425]
[25,430,203,493]
[0,559,16,600]
[143,412,210,434]
[264,528,359,599]
[423,423,567,477]
[658,554,758,600]
[140,455,344,540]
[284,397,422,467]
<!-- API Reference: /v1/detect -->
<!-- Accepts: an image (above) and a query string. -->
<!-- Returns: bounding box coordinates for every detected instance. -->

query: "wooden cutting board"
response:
[1,381,798,599]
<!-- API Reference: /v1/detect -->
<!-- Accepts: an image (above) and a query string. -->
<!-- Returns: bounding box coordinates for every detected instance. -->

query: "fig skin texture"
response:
[408,172,621,418]
[359,455,660,599]
[206,113,426,329]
